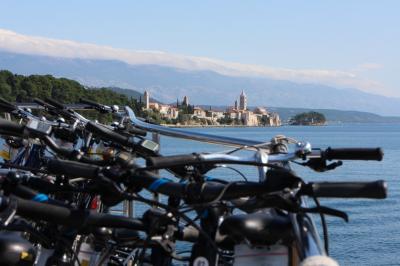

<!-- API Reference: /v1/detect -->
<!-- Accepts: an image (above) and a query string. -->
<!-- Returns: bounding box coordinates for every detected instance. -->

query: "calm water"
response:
[155,124,400,266]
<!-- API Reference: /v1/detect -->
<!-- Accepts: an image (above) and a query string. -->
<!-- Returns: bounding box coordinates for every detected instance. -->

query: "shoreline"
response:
[161,124,279,128]
[158,122,400,128]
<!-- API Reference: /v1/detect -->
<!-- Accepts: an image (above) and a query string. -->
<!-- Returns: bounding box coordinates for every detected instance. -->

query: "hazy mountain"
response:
[1,51,400,116]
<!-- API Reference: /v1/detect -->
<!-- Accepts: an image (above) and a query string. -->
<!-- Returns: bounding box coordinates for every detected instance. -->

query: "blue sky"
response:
[0,0,399,96]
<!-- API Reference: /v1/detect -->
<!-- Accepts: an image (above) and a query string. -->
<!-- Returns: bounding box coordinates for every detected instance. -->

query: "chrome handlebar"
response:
[126,106,271,150]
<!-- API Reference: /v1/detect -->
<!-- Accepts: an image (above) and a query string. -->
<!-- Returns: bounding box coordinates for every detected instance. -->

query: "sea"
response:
[2,123,398,265]
[154,123,399,266]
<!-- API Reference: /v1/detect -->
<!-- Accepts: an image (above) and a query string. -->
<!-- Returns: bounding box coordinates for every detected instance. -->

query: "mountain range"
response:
[1,50,400,116]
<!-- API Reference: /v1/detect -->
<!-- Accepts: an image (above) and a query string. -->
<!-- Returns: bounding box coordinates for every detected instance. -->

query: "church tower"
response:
[239,90,247,110]
[143,90,150,109]
[183,95,189,106]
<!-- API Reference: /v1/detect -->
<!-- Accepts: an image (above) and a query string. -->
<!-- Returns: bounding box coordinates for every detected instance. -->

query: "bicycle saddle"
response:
[219,211,293,245]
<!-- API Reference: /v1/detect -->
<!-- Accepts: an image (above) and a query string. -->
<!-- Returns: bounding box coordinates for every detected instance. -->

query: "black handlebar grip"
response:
[33,98,53,108]
[79,98,103,109]
[86,121,133,147]
[128,127,147,137]
[0,98,17,112]
[13,184,66,206]
[47,158,100,179]
[147,154,200,168]
[0,102,16,113]
[309,180,387,199]
[0,118,26,136]
[44,97,65,110]
[324,147,383,161]
[15,197,79,225]
[14,197,145,230]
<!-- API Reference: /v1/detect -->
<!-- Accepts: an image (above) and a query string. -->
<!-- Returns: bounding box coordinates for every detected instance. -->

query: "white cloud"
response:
[357,62,384,71]
[0,28,388,95]
[355,62,383,71]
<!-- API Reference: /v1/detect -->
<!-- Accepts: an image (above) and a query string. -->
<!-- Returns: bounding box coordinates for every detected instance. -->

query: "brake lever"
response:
[90,173,126,207]
[152,224,177,253]
[302,158,343,172]
[259,190,348,222]
[325,161,343,170]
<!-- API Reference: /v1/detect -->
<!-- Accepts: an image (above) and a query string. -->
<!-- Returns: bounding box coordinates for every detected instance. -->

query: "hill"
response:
[0,70,143,121]
[1,51,400,116]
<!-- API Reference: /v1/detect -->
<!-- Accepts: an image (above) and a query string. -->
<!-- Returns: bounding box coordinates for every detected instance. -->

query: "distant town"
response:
[141,90,282,127]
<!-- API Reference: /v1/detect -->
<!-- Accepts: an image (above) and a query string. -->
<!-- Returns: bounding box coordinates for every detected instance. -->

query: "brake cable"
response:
[313,196,329,255]
[213,165,248,181]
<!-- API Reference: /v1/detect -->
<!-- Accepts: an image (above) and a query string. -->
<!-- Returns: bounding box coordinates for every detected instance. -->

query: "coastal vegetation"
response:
[0,70,144,122]
[289,111,326,125]
[0,70,146,108]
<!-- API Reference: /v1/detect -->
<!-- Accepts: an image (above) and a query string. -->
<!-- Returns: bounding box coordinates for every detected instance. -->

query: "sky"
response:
[0,0,399,97]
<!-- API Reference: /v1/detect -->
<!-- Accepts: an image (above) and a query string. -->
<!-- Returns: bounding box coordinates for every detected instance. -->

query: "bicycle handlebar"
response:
[34,98,76,120]
[0,97,17,113]
[324,147,383,161]
[79,98,113,113]
[146,153,284,169]
[86,121,134,148]
[304,180,387,199]
[128,168,387,202]
[0,196,145,230]
[46,158,101,179]
[125,106,268,149]
[147,154,199,168]
[44,98,66,110]
[147,146,384,170]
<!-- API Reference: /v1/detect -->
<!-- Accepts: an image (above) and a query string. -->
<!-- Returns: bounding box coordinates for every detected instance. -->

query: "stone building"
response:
[193,107,206,118]
[241,111,258,126]
[206,110,225,121]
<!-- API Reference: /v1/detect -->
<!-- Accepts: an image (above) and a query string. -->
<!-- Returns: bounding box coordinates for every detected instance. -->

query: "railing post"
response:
[122,133,160,217]
[122,199,134,218]
[152,132,160,205]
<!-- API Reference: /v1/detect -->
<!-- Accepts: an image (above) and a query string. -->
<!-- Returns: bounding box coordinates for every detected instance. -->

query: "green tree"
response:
[0,70,144,123]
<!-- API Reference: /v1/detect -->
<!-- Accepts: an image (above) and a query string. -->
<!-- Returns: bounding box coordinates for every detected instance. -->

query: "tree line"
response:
[0,70,144,121]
